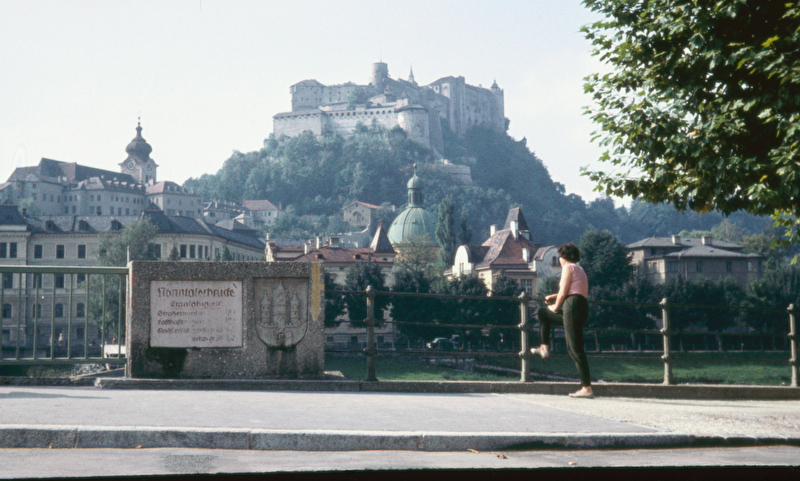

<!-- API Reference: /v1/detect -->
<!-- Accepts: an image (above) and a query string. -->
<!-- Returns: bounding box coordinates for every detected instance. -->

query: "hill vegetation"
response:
[183,121,773,246]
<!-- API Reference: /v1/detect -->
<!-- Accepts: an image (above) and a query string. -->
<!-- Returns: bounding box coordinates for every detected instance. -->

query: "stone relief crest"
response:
[256,279,308,348]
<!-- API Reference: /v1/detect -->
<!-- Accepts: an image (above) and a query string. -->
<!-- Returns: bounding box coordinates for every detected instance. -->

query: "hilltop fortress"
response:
[273,62,505,158]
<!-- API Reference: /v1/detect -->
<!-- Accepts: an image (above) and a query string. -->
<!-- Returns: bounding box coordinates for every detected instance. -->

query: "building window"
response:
[97,207,102,215]
[97,195,101,201]
[552,256,559,267]
[54,304,64,318]
[189,245,196,259]
[696,261,703,273]
[72,206,77,214]
[3,273,13,289]
[180,245,187,258]
[55,274,64,289]
[56,245,64,259]
[667,262,678,273]
[77,274,86,284]
[726,261,732,272]
[0,243,6,258]
[204,246,208,258]
[519,279,534,296]
[78,245,86,259]
[8,243,16,258]
[90,195,95,201]
[2,303,11,318]
[34,245,42,259]
[76,303,85,318]
[748,261,754,272]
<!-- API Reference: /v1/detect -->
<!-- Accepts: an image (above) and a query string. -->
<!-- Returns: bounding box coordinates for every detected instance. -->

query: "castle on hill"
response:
[272,62,505,158]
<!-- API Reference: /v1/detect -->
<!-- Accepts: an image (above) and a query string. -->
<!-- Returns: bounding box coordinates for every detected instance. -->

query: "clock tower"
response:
[119,120,158,184]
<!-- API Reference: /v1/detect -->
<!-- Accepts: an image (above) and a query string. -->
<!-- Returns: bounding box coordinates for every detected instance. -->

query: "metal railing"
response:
[326,287,800,387]
[0,266,128,367]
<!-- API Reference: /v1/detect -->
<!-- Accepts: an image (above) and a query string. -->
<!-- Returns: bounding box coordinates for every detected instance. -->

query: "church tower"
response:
[119,120,159,185]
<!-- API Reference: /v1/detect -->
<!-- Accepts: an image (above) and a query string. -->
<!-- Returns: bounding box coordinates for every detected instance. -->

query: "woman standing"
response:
[531,243,593,398]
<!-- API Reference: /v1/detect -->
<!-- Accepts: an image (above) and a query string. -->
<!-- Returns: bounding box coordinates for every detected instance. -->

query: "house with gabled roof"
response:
[627,235,764,287]
[342,201,381,229]
[447,207,558,296]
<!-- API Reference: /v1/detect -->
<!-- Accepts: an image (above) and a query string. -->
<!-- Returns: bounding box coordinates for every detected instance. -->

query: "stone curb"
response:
[88,379,800,400]
[1,425,798,451]
[2,377,799,400]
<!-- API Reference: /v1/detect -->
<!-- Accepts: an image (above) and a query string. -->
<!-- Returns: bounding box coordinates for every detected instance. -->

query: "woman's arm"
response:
[550,264,573,312]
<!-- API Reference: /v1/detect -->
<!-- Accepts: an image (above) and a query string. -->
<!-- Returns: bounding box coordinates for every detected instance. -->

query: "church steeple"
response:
[408,66,417,86]
[120,119,159,185]
[407,163,423,206]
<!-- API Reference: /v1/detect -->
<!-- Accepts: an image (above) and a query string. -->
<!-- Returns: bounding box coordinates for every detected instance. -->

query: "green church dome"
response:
[388,164,437,244]
[387,206,437,244]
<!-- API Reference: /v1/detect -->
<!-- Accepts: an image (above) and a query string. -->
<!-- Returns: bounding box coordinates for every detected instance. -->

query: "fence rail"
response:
[326,287,800,387]
[0,266,127,368]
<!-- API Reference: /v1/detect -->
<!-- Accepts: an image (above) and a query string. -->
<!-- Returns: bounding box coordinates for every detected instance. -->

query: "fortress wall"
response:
[322,85,361,105]
[291,85,325,111]
[397,109,431,149]
[462,87,502,132]
[323,109,398,136]
[273,113,324,137]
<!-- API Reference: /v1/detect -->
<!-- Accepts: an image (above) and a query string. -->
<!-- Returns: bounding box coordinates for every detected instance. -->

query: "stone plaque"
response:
[150,280,242,348]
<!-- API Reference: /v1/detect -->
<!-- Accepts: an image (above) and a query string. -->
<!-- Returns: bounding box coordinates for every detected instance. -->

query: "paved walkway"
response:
[1,385,798,451]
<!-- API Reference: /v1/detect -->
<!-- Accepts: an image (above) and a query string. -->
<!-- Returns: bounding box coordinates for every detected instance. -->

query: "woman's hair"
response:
[558,243,581,263]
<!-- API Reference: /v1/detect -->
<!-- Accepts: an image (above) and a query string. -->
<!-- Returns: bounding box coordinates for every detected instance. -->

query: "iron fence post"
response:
[788,304,798,388]
[518,292,532,382]
[660,297,674,385]
[363,285,378,382]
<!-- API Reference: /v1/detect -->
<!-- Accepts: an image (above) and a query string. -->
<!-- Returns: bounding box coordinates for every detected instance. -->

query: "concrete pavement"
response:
[1,384,799,452]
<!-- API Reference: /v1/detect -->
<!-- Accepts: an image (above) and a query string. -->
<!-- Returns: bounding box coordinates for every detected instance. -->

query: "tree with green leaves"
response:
[458,213,473,245]
[342,262,389,328]
[485,275,523,345]
[221,246,233,261]
[743,266,800,349]
[436,196,456,266]
[578,230,634,289]
[97,218,159,266]
[323,272,347,328]
[432,273,490,347]
[93,218,159,342]
[582,1,800,243]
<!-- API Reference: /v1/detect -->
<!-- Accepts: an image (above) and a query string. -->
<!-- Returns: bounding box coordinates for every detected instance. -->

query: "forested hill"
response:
[183,123,769,245]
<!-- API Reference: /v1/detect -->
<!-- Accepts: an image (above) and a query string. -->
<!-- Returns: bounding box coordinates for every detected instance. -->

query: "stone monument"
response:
[126,261,324,378]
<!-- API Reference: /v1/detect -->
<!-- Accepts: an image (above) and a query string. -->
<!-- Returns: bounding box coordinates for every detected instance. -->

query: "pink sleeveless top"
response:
[566,264,589,298]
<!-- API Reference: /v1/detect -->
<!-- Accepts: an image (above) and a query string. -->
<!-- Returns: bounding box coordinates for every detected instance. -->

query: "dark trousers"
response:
[536,295,591,387]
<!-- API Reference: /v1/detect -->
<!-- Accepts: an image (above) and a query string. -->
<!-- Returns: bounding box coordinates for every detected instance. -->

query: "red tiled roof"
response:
[475,229,538,268]
[242,199,279,211]
[292,247,394,264]
[343,201,380,210]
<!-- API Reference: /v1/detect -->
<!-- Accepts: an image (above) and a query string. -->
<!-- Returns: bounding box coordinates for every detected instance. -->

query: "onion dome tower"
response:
[119,119,159,185]
[387,164,437,245]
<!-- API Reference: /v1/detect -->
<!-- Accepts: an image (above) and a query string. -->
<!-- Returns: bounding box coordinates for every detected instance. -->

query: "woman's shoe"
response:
[568,390,594,399]
[530,347,549,359]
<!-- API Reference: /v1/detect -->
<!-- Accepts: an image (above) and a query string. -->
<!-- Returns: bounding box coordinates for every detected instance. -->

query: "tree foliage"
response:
[436,196,457,266]
[582,1,800,242]
[97,218,159,266]
[342,262,389,327]
[579,230,634,289]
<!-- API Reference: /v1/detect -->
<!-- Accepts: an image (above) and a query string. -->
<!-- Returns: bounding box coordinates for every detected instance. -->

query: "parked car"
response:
[426,337,456,351]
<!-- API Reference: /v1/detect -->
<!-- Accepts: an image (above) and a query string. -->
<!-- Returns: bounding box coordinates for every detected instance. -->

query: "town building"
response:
[0,122,201,219]
[288,224,398,348]
[0,201,265,350]
[447,207,559,296]
[627,235,764,287]
[342,201,380,229]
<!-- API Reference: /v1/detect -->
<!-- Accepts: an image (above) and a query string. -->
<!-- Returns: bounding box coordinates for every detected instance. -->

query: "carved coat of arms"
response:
[256,280,308,348]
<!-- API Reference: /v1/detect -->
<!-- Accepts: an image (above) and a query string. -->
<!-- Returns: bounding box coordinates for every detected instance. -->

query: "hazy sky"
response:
[1,0,610,202]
